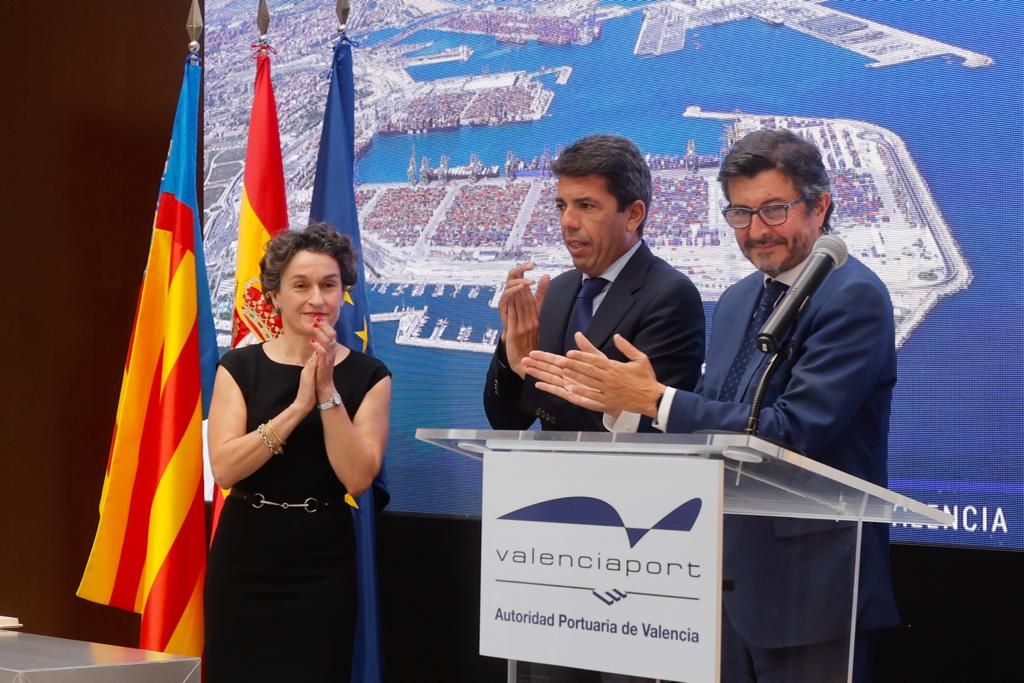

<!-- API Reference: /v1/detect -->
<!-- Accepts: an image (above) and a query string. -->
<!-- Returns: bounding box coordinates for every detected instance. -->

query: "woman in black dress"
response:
[204,224,391,682]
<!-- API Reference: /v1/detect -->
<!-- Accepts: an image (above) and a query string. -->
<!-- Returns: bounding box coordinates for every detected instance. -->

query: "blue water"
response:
[357,1,1024,550]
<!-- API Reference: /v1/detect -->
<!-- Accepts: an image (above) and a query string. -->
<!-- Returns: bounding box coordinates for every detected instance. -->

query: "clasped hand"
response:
[522,332,665,419]
[499,262,550,378]
[295,316,340,411]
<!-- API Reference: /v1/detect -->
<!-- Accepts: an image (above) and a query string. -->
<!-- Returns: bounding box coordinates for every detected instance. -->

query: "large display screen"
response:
[203,0,1022,550]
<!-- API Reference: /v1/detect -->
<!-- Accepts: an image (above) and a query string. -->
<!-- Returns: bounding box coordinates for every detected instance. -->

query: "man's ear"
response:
[625,199,646,233]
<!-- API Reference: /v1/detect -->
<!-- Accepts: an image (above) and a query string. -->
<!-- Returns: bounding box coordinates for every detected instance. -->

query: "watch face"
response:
[319,392,342,410]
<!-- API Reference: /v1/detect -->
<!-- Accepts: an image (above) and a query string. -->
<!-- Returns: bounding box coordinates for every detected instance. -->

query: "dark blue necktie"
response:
[721,279,788,401]
[563,277,608,351]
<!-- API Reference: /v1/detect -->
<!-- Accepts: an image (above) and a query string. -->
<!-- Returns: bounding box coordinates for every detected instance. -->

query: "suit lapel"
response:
[707,274,762,400]
[585,242,653,352]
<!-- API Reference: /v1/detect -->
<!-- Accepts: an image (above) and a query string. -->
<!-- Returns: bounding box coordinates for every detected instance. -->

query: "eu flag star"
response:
[355,318,369,352]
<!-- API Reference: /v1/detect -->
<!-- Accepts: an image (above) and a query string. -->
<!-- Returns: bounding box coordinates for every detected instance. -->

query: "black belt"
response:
[230,488,347,513]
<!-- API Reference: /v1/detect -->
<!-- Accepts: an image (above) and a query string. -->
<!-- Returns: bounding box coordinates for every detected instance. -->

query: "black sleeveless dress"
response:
[204,344,390,682]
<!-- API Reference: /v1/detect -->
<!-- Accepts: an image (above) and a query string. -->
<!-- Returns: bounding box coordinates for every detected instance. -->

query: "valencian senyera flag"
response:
[77,53,218,657]
[309,36,388,683]
[209,41,290,536]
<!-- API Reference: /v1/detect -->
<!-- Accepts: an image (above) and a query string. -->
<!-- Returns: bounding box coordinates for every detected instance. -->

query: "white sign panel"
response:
[480,450,723,682]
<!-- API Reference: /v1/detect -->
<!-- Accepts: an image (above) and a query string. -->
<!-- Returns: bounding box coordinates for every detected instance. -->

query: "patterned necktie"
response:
[721,279,788,402]
[563,277,609,351]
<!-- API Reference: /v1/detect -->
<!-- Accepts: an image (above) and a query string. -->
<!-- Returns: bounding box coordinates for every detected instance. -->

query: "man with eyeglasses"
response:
[524,128,899,682]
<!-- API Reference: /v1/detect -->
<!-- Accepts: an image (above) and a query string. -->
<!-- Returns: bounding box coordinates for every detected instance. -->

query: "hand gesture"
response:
[521,345,610,415]
[310,315,339,402]
[498,262,550,378]
[524,333,664,418]
[294,352,318,413]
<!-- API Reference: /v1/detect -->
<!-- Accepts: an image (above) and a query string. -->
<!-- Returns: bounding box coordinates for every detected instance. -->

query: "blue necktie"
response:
[563,277,608,351]
[721,279,788,402]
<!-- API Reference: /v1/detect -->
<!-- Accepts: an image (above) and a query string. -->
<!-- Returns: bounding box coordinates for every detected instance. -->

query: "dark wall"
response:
[2,0,189,645]
[0,2,1017,681]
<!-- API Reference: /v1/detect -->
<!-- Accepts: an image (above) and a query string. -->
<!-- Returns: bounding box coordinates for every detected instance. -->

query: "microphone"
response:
[756,235,848,354]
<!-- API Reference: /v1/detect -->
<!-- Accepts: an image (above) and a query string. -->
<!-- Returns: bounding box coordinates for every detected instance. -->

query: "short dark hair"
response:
[260,223,358,302]
[718,128,834,232]
[551,134,652,232]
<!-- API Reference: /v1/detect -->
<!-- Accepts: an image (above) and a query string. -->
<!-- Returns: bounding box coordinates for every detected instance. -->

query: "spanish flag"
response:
[77,55,218,657]
[231,45,289,347]
[210,43,289,535]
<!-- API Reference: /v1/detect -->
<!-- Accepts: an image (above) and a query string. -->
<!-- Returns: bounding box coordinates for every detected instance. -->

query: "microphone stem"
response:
[745,351,784,436]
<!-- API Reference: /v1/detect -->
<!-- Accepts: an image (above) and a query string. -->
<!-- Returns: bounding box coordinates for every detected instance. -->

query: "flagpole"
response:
[186,0,219,413]
[258,0,271,45]
[186,0,203,54]
[309,4,390,680]
[337,0,351,36]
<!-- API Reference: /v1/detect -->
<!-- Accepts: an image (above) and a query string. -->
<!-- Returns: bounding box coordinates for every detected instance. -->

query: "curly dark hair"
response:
[718,128,835,233]
[260,223,358,303]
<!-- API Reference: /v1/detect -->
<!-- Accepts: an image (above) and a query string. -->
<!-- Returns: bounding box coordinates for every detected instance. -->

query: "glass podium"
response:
[417,429,952,683]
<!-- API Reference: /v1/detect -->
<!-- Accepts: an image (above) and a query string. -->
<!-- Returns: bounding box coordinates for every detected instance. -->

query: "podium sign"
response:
[481,449,724,681]
[419,428,954,683]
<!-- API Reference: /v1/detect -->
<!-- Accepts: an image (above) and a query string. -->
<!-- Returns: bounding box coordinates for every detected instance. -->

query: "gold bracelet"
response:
[257,423,283,455]
[264,419,285,451]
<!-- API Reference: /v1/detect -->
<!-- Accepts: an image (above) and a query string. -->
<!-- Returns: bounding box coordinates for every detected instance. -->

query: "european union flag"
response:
[309,37,388,683]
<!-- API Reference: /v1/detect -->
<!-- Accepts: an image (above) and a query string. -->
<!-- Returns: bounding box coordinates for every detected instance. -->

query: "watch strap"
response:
[317,391,342,411]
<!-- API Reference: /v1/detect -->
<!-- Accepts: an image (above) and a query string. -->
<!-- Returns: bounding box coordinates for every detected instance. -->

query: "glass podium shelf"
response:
[415,428,952,527]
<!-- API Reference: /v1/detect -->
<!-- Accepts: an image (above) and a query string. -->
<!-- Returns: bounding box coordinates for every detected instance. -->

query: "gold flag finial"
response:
[257,0,271,42]
[337,0,351,36]
[186,0,203,52]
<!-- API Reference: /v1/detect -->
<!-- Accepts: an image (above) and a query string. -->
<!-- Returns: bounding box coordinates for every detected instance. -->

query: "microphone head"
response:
[813,235,848,268]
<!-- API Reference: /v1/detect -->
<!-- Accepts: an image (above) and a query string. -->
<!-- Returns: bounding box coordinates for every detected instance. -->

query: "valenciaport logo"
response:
[494,496,706,606]
[499,496,703,547]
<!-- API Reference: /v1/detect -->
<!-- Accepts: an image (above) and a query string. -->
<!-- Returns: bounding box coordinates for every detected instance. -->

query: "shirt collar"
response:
[584,239,643,284]
[763,252,811,288]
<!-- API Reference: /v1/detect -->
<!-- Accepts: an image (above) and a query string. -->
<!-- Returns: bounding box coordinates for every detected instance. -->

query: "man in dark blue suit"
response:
[524,129,899,682]
[485,135,704,683]
[484,134,705,434]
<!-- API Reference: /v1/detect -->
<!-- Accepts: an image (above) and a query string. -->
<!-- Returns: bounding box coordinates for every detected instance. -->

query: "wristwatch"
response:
[317,391,342,411]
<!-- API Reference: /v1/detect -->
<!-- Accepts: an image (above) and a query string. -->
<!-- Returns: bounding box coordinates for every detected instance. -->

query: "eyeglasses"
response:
[722,197,805,230]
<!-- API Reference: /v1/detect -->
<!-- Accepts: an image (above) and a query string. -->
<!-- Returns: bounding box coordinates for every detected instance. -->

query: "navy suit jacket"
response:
[484,240,704,431]
[665,256,900,647]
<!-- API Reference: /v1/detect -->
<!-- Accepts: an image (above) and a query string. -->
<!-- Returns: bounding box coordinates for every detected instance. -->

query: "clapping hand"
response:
[295,352,318,412]
[309,315,340,403]
[523,332,664,418]
[498,262,550,378]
